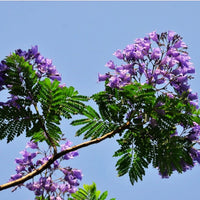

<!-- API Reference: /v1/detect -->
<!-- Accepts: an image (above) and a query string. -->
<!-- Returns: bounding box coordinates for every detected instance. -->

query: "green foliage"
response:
[77,81,199,185]
[0,106,34,142]
[71,82,155,140]
[0,54,89,145]
[112,88,197,184]
[37,78,89,144]
[71,105,118,139]
[68,182,115,200]
[5,54,38,102]
[35,196,49,200]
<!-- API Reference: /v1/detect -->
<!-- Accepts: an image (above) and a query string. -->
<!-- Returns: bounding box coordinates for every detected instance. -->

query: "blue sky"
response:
[1,1,200,200]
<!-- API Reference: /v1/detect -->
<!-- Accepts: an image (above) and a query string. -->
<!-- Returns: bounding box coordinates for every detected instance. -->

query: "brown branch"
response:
[0,121,130,191]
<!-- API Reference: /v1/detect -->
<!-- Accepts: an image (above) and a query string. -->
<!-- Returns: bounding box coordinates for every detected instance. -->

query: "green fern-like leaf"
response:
[45,122,62,145]
[116,153,132,177]
[69,182,115,200]
[99,191,108,200]
[0,106,33,142]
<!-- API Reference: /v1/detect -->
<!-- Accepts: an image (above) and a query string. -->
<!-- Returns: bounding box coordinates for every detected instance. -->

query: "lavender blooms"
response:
[98,30,198,108]
[0,60,8,91]
[0,46,64,108]
[15,46,62,83]
[187,122,200,142]
[9,140,82,199]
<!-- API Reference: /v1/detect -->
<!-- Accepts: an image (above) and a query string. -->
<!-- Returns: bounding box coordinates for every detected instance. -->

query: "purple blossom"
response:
[72,169,83,180]
[176,54,191,68]
[0,61,8,71]
[169,57,178,68]
[156,78,165,84]
[35,54,45,64]
[149,31,158,42]
[105,60,115,69]
[61,141,79,160]
[48,65,58,75]
[45,58,52,66]
[139,63,145,74]
[107,76,120,88]
[68,186,78,194]
[50,75,62,81]
[56,196,64,200]
[123,44,135,60]
[188,92,198,101]
[20,150,37,160]
[144,69,153,83]
[160,56,171,65]
[15,49,27,58]
[166,93,174,99]
[36,156,51,166]
[59,83,66,88]
[167,47,179,57]
[113,49,123,59]
[135,37,151,52]
[133,50,144,60]
[177,75,188,83]
[53,160,60,169]
[28,45,39,58]
[64,175,79,186]
[38,64,47,73]
[59,183,70,193]
[118,69,130,79]
[190,147,200,164]
[98,73,110,81]
[173,40,187,48]
[115,65,124,72]
[16,165,26,173]
[151,48,161,60]
[61,141,72,150]
[171,68,181,76]
[63,151,79,160]
[26,183,35,191]
[26,141,38,149]
[187,65,195,74]
[189,101,199,109]
[168,30,176,41]
[9,173,23,182]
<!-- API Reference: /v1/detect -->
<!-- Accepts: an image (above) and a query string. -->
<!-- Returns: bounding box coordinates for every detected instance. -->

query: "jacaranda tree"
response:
[0,30,200,200]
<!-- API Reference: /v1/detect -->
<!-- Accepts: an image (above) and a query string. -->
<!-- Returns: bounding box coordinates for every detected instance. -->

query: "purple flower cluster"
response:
[9,140,82,199]
[0,46,65,108]
[15,46,62,82]
[98,30,198,108]
[0,60,8,92]
[187,122,200,142]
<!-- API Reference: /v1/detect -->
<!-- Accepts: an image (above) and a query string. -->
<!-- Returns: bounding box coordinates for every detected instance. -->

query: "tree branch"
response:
[0,121,130,191]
